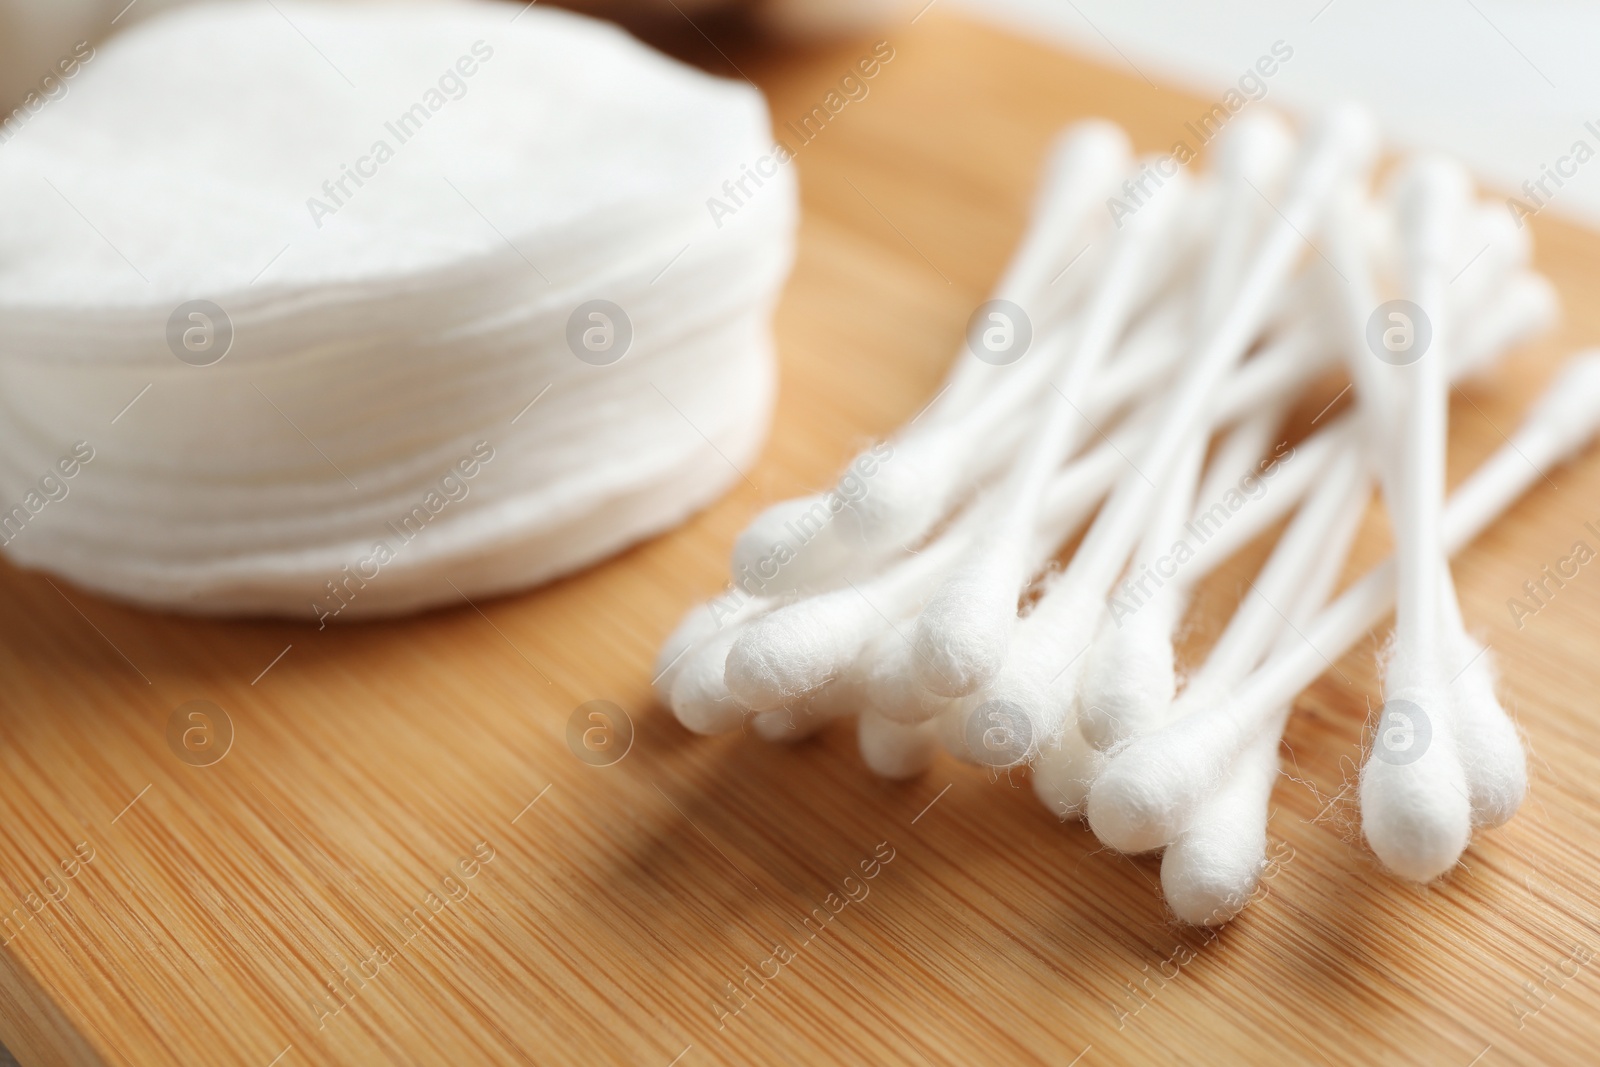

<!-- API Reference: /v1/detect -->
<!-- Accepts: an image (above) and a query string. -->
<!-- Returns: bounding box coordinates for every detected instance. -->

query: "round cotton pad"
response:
[0,0,796,617]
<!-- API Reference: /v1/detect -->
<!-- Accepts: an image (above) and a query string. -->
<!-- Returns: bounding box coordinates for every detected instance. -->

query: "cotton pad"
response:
[0,0,796,617]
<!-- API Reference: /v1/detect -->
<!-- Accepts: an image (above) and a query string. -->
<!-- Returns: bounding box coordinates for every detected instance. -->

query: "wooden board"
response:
[4,10,1600,1065]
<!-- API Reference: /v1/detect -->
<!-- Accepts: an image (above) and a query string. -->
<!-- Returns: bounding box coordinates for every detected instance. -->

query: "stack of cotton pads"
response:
[657,105,1600,923]
[0,0,795,618]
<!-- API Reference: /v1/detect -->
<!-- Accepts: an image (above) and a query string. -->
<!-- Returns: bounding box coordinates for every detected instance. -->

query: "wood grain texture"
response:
[3,10,1600,1066]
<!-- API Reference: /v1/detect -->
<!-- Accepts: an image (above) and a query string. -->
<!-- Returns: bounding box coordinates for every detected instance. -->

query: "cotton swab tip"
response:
[1447,639,1527,829]
[1039,118,1133,195]
[1359,691,1472,881]
[724,588,878,711]
[1077,605,1178,748]
[858,713,938,779]
[1031,725,1107,818]
[669,634,749,736]
[730,496,853,596]
[1086,707,1243,853]
[912,553,1020,697]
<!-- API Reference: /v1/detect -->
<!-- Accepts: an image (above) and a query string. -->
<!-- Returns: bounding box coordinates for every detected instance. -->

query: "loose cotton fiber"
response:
[0,0,796,618]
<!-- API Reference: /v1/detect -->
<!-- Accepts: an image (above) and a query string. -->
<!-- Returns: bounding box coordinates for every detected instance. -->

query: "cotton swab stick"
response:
[1055,107,1376,615]
[762,292,1208,727]
[1159,457,1371,924]
[1085,353,1600,854]
[911,162,1193,699]
[726,294,1184,604]
[952,410,1338,766]
[864,425,1139,726]
[1359,157,1474,883]
[918,313,1350,752]
[863,399,1174,729]
[1187,445,1369,711]
[1193,403,1292,523]
[933,120,1135,419]
[948,410,1345,766]
[859,710,941,779]
[1177,410,1344,579]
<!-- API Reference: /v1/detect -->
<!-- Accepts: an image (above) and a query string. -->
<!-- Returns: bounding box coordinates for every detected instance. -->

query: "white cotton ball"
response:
[862,630,956,725]
[1160,725,1281,926]
[1077,599,1178,749]
[1031,723,1107,819]
[1087,701,1246,853]
[1445,638,1526,829]
[912,537,1025,697]
[858,713,939,779]
[669,627,749,736]
[729,495,858,596]
[1359,689,1473,882]
[724,587,881,711]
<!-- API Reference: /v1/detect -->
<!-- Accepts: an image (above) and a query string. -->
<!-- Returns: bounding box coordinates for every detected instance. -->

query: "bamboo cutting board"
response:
[3,10,1600,1066]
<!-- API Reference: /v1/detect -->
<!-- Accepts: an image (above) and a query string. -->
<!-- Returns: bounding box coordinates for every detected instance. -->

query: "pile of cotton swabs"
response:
[653,105,1600,924]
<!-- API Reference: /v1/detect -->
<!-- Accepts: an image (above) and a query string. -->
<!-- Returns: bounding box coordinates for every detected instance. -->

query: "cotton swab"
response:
[934,120,1135,417]
[654,593,769,700]
[946,397,1344,764]
[1086,353,1600,854]
[1359,157,1474,883]
[1159,454,1370,924]
[910,161,1193,699]
[1326,176,1533,842]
